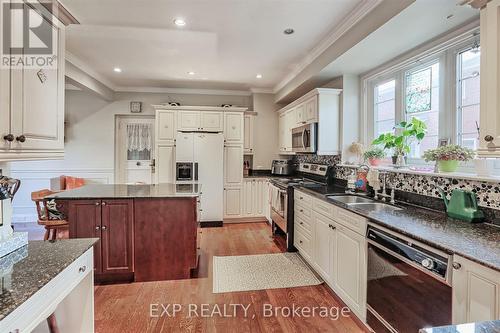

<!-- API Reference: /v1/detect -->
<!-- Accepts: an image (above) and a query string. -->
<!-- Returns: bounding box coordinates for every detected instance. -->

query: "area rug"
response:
[212,252,323,293]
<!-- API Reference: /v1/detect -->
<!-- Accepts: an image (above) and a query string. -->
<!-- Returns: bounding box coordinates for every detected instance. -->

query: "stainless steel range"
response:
[269,163,335,251]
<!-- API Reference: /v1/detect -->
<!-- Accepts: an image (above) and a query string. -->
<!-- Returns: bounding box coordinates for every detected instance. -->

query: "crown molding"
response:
[250,87,274,94]
[114,86,252,96]
[272,0,382,93]
[65,51,117,90]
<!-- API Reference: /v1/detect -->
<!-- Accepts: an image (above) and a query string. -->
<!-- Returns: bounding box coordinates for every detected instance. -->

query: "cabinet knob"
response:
[15,135,26,143]
[299,240,303,244]
[101,225,107,231]
[485,135,494,142]
[78,265,87,273]
[95,226,100,230]
[102,202,106,206]
[95,202,100,206]
[452,262,461,270]
[3,134,14,142]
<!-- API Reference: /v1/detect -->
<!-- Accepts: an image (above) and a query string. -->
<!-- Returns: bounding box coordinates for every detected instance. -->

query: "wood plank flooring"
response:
[94,222,366,333]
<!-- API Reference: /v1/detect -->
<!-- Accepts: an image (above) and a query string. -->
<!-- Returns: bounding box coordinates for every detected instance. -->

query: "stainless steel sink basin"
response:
[327,195,375,204]
[348,202,403,213]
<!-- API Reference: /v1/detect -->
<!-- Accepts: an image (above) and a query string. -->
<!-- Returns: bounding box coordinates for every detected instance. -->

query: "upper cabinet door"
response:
[10,7,64,150]
[156,110,176,143]
[479,0,500,156]
[243,115,253,153]
[0,2,10,151]
[305,96,318,123]
[295,104,305,126]
[224,112,244,143]
[200,111,223,132]
[178,111,201,131]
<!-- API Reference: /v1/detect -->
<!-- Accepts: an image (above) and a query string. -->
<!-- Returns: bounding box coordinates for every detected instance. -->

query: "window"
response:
[405,62,440,158]
[457,47,480,149]
[374,80,396,138]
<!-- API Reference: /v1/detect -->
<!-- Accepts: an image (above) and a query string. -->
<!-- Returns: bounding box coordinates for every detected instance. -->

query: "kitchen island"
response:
[46,183,201,283]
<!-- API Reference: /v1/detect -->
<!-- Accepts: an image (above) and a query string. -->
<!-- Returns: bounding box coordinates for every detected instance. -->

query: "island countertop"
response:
[45,183,201,200]
[0,239,98,321]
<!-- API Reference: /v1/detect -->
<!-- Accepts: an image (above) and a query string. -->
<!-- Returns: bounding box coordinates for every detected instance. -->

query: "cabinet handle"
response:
[78,265,87,273]
[328,224,336,230]
[15,135,26,143]
[101,225,107,231]
[452,262,461,270]
[3,134,14,142]
[485,135,494,142]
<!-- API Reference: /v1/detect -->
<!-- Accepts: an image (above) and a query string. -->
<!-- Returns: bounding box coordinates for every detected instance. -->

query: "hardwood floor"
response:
[94,222,366,333]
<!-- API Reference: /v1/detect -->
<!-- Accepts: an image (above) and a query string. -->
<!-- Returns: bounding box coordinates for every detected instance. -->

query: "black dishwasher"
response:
[366,226,452,333]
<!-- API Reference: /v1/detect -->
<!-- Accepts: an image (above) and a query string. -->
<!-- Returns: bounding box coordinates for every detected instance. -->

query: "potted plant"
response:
[363,147,385,166]
[423,145,475,172]
[372,117,427,166]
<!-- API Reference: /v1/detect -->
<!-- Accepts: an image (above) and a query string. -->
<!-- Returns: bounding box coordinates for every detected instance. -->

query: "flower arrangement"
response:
[363,147,385,166]
[423,144,475,172]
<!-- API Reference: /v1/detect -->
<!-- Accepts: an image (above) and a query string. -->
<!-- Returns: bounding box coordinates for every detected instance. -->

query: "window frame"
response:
[362,30,490,174]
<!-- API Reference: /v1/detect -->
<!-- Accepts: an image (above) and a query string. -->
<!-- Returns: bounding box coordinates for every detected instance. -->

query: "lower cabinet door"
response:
[333,223,367,320]
[452,255,500,324]
[100,199,134,274]
[312,212,335,283]
[224,187,242,217]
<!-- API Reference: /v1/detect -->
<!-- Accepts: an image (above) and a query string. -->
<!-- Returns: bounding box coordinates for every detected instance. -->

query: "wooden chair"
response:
[31,189,69,241]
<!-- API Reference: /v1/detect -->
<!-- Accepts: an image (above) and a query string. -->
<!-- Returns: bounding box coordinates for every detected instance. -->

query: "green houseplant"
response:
[372,117,427,166]
[363,147,385,166]
[423,145,475,172]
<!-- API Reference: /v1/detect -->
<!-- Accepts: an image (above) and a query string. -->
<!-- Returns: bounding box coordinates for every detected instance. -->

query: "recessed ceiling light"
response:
[283,28,294,35]
[256,74,263,79]
[174,18,186,26]
[188,71,195,75]
[113,67,122,73]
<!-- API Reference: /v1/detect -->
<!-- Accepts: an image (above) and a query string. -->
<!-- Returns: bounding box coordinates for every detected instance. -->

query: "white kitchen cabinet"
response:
[478,0,500,156]
[178,111,201,131]
[224,112,244,143]
[243,115,254,154]
[452,254,500,324]
[312,212,335,284]
[277,89,341,156]
[224,143,243,185]
[224,187,242,218]
[241,178,267,217]
[333,223,367,321]
[156,110,176,144]
[201,112,223,132]
[155,145,175,183]
[0,4,65,160]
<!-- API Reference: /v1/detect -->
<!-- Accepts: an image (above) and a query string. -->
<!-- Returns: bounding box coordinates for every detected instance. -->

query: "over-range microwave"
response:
[292,123,317,153]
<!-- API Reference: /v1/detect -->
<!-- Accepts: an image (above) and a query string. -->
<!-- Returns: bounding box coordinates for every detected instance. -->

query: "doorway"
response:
[115,116,155,184]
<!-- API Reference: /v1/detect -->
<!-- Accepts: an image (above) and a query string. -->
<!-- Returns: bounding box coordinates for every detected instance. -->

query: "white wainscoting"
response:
[10,168,114,223]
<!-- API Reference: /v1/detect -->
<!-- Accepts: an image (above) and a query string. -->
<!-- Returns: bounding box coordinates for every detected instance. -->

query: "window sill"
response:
[337,163,500,183]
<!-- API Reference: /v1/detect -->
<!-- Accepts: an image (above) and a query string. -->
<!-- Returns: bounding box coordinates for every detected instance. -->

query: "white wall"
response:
[251,93,280,169]
[9,90,257,222]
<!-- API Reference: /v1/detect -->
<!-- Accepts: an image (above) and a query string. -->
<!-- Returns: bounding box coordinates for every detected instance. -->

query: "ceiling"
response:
[60,0,365,91]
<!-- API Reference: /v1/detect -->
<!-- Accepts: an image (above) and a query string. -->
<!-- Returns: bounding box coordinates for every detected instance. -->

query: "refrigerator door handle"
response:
[194,162,199,181]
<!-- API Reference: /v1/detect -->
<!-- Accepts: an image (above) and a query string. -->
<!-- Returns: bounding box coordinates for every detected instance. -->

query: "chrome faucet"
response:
[373,172,395,204]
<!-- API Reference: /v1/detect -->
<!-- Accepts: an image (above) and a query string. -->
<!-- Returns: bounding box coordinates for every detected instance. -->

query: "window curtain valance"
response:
[126,123,152,159]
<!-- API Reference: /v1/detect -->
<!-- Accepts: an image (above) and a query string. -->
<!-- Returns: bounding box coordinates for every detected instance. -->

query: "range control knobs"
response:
[421,258,435,270]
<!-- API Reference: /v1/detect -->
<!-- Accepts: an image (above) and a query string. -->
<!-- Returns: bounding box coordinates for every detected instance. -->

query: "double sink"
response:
[326,195,403,213]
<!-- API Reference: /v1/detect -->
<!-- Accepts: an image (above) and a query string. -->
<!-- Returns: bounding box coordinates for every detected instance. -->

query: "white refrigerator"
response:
[176,132,224,224]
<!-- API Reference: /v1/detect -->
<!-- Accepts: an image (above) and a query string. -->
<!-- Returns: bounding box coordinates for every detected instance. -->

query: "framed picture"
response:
[130,101,142,113]
[439,138,449,147]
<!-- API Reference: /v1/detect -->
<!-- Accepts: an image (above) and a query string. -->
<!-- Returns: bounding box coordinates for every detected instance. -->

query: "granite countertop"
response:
[419,320,500,333]
[296,186,500,271]
[45,183,202,200]
[0,239,98,321]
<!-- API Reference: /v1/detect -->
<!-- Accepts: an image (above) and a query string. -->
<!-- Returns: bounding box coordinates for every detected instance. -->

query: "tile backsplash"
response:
[292,154,341,166]
[336,165,500,211]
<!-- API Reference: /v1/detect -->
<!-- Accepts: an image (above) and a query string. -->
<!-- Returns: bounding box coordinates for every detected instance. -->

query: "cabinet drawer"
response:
[294,230,312,260]
[295,191,313,206]
[334,207,367,236]
[295,214,311,235]
[295,201,312,219]
[313,198,335,218]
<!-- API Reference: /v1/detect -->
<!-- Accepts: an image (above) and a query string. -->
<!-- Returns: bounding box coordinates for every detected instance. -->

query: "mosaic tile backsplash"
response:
[336,165,500,211]
[292,154,341,166]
